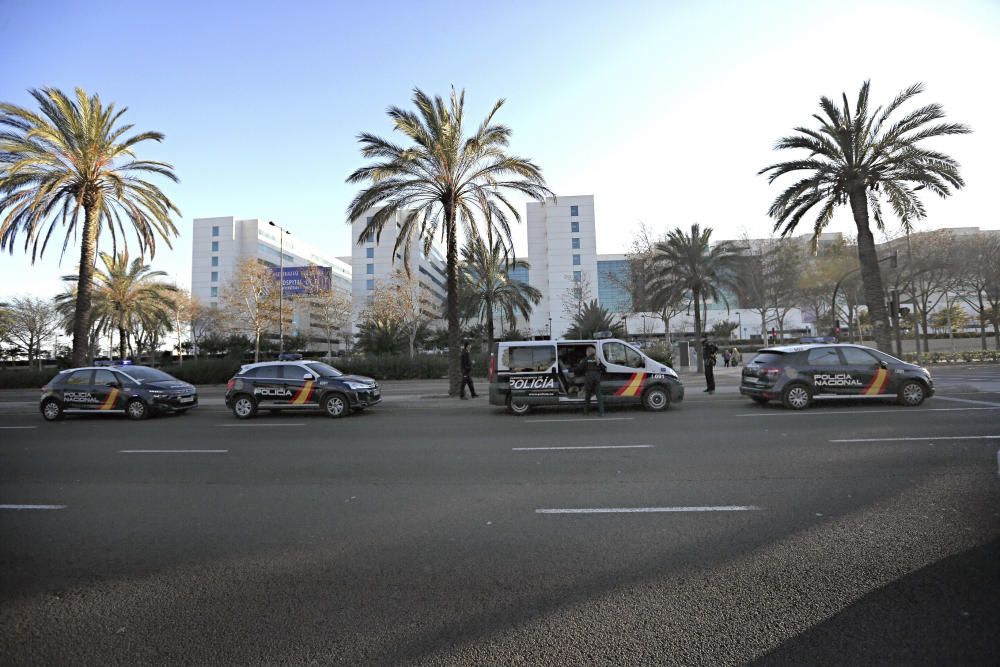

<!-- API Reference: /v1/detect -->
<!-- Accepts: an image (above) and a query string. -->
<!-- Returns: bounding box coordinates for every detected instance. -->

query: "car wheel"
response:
[126,398,149,420]
[323,392,350,418]
[751,397,770,405]
[41,398,64,421]
[232,394,257,419]
[642,386,669,412]
[507,396,531,415]
[897,380,926,406]
[781,383,811,410]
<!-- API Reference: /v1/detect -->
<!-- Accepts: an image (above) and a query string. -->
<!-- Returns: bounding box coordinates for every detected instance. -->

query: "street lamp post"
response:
[548,317,552,340]
[735,311,742,341]
[268,221,290,355]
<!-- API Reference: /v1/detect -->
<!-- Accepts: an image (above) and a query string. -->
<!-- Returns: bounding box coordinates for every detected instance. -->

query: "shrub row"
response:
[900,350,1000,364]
[0,368,60,389]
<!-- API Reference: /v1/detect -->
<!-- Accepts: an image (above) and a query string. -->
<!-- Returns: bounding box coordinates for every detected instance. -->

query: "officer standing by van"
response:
[575,346,605,415]
[702,336,718,394]
[460,340,477,399]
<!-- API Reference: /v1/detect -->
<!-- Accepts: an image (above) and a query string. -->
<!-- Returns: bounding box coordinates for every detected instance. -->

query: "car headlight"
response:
[148,390,166,397]
[344,382,373,391]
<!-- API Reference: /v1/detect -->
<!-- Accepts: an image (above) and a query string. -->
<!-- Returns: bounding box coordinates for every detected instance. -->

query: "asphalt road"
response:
[2,365,999,665]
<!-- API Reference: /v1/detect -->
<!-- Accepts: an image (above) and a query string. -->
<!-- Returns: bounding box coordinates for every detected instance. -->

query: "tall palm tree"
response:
[565,300,623,339]
[346,88,551,395]
[56,251,177,360]
[459,232,541,350]
[0,87,180,365]
[648,224,741,372]
[759,81,970,351]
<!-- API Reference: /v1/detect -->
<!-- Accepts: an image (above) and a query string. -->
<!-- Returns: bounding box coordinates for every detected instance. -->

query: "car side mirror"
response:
[104,381,119,387]
[304,373,315,380]
[879,361,888,369]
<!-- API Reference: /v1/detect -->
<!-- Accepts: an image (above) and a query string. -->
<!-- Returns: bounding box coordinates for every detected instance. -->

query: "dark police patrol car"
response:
[225,360,380,419]
[740,343,934,410]
[40,365,197,421]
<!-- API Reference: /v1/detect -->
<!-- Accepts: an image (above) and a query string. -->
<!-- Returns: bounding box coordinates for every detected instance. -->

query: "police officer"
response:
[575,346,605,415]
[702,336,718,394]
[460,340,477,399]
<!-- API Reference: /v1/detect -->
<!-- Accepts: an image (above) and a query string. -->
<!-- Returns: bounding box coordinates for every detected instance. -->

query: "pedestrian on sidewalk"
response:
[702,336,718,394]
[459,340,477,399]
[723,349,731,368]
[575,346,605,415]
[731,347,742,366]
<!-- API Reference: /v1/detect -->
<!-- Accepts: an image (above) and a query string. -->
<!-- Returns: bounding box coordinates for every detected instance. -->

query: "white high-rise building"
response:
[527,195,599,338]
[191,216,352,347]
[349,210,448,330]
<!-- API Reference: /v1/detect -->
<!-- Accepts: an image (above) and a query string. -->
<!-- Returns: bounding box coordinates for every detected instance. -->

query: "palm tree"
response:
[648,224,741,372]
[346,88,551,396]
[0,87,180,366]
[459,232,541,350]
[56,251,177,360]
[759,81,970,351]
[565,300,624,339]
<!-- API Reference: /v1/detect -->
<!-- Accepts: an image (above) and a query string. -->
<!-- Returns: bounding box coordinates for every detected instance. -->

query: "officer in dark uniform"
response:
[575,346,606,415]
[460,340,477,399]
[702,336,719,394]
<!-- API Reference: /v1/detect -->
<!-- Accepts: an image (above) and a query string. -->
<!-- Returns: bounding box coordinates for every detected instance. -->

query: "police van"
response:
[488,338,684,415]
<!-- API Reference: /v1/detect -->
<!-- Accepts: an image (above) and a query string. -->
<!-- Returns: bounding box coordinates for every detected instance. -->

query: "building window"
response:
[572,238,580,249]
[366,263,374,275]
[211,241,219,252]
[572,254,581,266]
[573,271,582,282]
[211,256,219,267]
[210,286,218,297]
[210,271,218,282]
[570,205,579,216]
[211,226,219,237]
[366,232,375,243]
[366,216,374,224]
[366,279,374,290]
[366,247,374,258]
[571,221,579,233]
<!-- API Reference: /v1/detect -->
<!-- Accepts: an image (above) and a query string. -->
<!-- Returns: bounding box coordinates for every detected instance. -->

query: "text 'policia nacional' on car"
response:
[489,336,684,415]
[740,343,934,410]
[40,365,197,421]
[225,360,380,419]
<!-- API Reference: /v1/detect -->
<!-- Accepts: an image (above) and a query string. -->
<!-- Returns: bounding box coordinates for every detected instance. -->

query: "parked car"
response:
[40,366,197,421]
[225,360,380,419]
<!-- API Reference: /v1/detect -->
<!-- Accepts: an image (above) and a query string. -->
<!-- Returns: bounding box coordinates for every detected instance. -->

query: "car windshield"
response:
[304,362,343,378]
[121,367,177,383]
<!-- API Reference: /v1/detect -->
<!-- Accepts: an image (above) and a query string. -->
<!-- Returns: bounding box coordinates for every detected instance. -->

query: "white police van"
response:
[488,338,684,415]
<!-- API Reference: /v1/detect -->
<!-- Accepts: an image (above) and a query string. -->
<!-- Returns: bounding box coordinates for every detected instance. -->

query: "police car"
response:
[489,338,684,415]
[40,365,198,421]
[225,360,380,419]
[740,343,934,410]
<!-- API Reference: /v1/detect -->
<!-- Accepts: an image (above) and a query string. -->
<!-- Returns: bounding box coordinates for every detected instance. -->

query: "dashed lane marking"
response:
[536,505,762,514]
[737,406,1000,417]
[931,396,1000,407]
[216,423,305,427]
[512,445,653,451]
[0,504,66,510]
[524,417,634,423]
[830,435,1000,443]
[0,426,36,429]
[119,449,229,453]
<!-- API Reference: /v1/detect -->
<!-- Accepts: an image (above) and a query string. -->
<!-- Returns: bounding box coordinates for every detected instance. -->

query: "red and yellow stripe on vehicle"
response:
[863,368,890,395]
[614,372,645,397]
[100,389,120,410]
[290,381,314,405]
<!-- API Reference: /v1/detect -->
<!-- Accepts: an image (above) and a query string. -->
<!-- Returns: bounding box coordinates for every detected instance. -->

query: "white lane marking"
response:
[737,406,1000,417]
[932,396,1000,407]
[216,423,305,427]
[830,435,1000,443]
[512,445,653,451]
[536,505,761,514]
[119,449,228,453]
[0,426,37,429]
[524,417,634,423]
[0,504,66,510]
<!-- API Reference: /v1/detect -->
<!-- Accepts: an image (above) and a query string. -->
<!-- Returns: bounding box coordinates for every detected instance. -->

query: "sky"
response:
[1,0,998,298]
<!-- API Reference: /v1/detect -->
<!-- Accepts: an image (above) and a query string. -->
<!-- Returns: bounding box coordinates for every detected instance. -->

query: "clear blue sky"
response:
[2,0,998,296]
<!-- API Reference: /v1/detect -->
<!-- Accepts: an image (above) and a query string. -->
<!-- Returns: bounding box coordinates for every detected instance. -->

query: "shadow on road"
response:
[752,538,1000,666]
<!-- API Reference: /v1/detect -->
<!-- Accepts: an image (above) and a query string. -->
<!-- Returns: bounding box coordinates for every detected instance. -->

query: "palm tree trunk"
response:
[848,188,893,352]
[119,325,128,360]
[71,204,100,366]
[444,198,461,397]
[486,299,495,352]
[693,289,703,373]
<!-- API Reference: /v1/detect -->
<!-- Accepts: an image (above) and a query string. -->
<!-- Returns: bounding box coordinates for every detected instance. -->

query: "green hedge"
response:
[159,359,244,385]
[901,350,1000,364]
[0,368,60,389]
